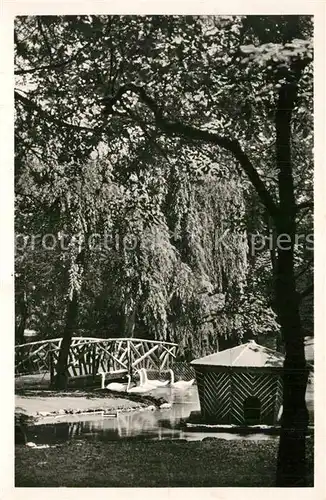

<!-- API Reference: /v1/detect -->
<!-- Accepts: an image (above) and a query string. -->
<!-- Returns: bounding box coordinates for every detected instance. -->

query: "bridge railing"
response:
[15,337,178,381]
[15,338,63,375]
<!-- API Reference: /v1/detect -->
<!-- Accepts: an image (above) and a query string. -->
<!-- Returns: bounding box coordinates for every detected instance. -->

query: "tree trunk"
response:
[124,298,136,337]
[275,244,309,486]
[53,290,79,389]
[274,80,309,486]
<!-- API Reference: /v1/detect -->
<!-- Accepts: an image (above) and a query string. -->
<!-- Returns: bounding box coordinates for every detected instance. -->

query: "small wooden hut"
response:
[191,340,285,426]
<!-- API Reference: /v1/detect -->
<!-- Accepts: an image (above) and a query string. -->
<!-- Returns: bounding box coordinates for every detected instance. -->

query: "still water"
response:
[26,387,288,444]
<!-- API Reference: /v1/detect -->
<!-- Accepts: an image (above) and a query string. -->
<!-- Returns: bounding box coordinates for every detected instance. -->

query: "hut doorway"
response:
[243,396,261,425]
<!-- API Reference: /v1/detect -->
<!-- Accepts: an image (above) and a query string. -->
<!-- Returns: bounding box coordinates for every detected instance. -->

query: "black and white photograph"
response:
[1,5,323,492]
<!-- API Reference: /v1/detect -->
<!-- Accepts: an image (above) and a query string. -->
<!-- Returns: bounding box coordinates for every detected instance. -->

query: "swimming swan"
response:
[100,372,128,392]
[141,368,169,388]
[169,369,194,390]
[126,372,152,394]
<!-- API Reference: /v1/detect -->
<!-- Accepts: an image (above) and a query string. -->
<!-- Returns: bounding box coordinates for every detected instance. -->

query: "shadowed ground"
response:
[15,437,314,487]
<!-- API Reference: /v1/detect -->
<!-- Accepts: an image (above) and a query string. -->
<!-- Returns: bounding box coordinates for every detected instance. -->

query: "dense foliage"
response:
[15,14,314,486]
[15,15,312,358]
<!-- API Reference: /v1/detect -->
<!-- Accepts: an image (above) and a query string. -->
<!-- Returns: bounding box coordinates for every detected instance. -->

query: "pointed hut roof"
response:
[191,340,285,369]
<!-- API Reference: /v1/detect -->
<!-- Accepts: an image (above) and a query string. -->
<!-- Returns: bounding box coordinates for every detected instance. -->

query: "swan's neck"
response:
[142,368,148,384]
[139,368,145,386]
[126,375,131,391]
[170,369,174,384]
[101,373,105,389]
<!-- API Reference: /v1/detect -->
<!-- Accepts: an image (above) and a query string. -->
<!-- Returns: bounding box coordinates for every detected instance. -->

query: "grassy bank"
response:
[15,437,314,487]
[15,388,172,422]
[16,391,145,419]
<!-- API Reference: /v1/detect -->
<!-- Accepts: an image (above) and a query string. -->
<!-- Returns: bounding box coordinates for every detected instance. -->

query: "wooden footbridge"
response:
[15,337,178,382]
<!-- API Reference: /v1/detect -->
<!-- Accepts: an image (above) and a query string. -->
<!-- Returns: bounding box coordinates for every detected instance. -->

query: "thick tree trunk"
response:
[275,245,309,486]
[53,290,79,389]
[274,80,309,486]
[54,249,85,389]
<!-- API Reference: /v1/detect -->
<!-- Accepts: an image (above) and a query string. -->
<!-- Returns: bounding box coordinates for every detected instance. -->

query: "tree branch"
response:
[15,91,98,133]
[16,58,76,76]
[103,84,280,219]
[122,105,173,164]
[296,200,313,211]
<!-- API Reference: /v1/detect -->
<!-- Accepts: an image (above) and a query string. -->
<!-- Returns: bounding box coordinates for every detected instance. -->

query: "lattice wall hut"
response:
[190,340,285,426]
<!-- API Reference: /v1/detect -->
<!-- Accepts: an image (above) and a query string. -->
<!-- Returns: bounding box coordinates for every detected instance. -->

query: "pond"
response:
[25,385,312,445]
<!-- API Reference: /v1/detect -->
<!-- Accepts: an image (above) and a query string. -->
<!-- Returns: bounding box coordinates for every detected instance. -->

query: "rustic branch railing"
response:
[15,337,178,382]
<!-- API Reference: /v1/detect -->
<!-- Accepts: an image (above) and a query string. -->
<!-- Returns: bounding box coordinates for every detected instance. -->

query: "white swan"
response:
[100,372,128,392]
[126,372,152,394]
[141,368,169,388]
[169,369,194,390]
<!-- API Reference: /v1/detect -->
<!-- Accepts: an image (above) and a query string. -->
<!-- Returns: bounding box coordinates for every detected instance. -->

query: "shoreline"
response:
[15,389,155,424]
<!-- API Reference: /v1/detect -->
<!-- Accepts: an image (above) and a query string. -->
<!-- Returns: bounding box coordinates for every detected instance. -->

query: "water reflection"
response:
[26,384,313,445]
[27,387,200,444]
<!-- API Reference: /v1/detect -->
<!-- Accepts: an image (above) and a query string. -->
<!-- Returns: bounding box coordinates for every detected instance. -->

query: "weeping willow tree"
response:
[99,141,276,357]
[163,169,248,356]
[16,134,277,387]
[15,108,277,383]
